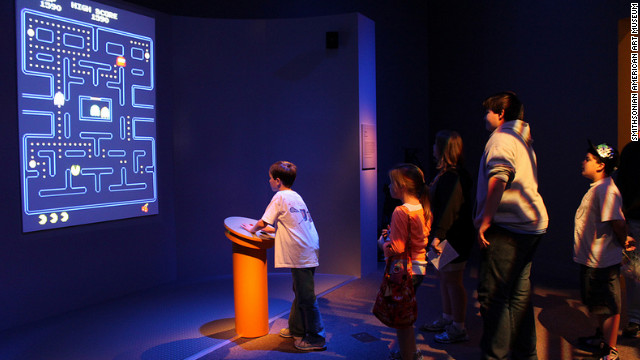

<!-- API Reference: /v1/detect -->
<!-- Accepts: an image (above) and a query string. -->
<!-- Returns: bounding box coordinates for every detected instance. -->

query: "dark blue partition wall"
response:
[169,14,377,280]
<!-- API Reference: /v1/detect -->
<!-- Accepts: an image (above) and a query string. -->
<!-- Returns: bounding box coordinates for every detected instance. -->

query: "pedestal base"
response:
[231,242,269,338]
[224,216,275,338]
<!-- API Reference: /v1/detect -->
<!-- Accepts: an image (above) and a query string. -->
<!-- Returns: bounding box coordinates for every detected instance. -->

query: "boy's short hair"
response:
[587,140,619,175]
[270,161,297,187]
[482,91,524,121]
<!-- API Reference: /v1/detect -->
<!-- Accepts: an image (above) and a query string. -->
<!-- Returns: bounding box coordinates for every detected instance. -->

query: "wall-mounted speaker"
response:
[326,31,339,49]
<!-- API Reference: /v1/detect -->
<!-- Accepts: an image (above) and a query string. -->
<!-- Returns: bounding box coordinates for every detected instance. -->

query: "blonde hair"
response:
[389,164,432,224]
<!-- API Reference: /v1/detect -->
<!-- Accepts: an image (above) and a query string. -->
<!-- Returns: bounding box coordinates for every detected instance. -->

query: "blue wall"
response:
[169,14,374,279]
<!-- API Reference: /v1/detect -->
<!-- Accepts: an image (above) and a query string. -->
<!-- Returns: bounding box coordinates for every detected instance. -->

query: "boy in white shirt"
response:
[574,142,636,360]
[243,161,325,351]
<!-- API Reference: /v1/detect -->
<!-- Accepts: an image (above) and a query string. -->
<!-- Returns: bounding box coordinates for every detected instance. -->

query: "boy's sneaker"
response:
[419,317,452,332]
[599,347,619,360]
[622,321,639,338]
[434,324,469,344]
[294,337,326,351]
[279,328,302,340]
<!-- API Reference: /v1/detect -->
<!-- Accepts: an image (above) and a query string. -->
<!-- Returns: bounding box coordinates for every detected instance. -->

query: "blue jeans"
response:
[478,226,542,360]
[289,267,325,341]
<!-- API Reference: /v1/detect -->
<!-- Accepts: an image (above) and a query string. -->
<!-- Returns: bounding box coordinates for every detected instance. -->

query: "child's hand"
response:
[625,236,637,252]
[241,223,255,233]
[431,238,443,254]
[380,225,390,239]
[262,225,276,233]
[377,226,390,250]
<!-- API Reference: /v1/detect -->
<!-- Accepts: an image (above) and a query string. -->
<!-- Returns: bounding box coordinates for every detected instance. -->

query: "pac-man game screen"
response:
[16,0,157,232]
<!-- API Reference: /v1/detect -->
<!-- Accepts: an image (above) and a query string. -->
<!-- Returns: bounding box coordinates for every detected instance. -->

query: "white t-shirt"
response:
[574,177,625,268]
[261,190,320,268]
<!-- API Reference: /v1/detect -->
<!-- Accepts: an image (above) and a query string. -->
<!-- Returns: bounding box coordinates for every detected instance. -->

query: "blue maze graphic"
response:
[17,4,157,232]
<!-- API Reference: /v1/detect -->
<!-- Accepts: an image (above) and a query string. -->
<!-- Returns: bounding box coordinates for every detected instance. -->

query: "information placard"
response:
[361,124,377,170]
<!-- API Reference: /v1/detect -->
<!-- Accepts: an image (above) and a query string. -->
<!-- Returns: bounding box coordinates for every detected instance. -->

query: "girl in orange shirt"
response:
[379,164,432,360]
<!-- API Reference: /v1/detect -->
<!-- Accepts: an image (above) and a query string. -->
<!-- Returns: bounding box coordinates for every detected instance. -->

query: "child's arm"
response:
[377,226,390,250]
[242,220,268,234]
[611,219,636,251]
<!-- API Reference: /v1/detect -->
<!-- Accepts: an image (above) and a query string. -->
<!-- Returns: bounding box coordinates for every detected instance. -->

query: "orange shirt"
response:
[383,204,431,262]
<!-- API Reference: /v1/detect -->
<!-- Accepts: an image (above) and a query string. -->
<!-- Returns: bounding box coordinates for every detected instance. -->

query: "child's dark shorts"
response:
[580,264,621,316]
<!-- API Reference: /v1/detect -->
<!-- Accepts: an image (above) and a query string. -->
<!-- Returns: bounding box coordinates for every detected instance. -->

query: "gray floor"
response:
[0,273,354,360]
[1,263,639,360]
[210,265,640,360]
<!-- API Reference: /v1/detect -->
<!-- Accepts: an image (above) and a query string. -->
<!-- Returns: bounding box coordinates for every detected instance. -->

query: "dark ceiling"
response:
[117,0,428,20]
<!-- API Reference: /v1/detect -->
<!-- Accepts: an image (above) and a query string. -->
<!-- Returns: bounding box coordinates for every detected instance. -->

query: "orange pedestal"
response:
[224,217,275,338]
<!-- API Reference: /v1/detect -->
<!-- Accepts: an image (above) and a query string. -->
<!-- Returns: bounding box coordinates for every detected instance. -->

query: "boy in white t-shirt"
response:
[574,141,636,360]
[243,161,325,351]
